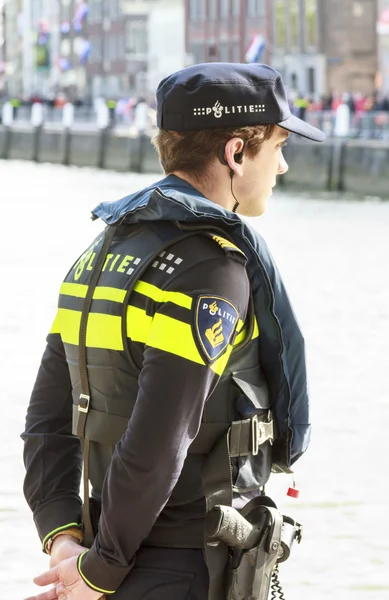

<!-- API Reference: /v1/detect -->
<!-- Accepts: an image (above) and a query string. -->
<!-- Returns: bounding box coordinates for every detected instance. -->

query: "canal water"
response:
[1,160,388,599]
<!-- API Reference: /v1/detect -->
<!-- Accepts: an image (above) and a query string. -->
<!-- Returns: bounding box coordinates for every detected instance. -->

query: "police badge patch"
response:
[195,296,239,361]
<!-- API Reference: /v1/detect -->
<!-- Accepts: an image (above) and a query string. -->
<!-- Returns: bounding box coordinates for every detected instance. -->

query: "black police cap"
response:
[157,62,325,142]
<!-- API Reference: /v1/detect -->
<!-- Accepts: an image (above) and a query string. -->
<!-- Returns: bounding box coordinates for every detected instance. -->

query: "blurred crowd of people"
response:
[289,90,389,121]
[287,90,389,138]
[0,89,157,131]
[2,87,389,137]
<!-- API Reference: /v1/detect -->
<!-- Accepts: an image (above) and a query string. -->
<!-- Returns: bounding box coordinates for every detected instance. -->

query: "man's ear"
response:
[222,138,246,176]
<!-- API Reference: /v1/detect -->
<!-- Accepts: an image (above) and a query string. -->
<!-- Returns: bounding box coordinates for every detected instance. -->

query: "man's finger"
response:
[33,566,59,587]
[24,585,58,600]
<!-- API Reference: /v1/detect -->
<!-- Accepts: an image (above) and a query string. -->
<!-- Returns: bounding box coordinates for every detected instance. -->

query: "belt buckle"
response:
[252,411,274,456]
[78,394,90,414]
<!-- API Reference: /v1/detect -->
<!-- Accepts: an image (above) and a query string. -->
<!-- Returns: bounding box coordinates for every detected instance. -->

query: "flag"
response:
[75,1,89,21]
[35,30,50,70]
[245,35,265,63]
[73,1,88,32]
[79,39,91,64]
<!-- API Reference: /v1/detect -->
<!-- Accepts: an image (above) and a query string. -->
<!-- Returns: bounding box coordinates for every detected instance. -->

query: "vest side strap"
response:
[72,405,273,457]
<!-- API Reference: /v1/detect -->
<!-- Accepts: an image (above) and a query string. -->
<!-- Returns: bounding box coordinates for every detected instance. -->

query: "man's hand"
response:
[24,556,105,600]
[49,536,86,568]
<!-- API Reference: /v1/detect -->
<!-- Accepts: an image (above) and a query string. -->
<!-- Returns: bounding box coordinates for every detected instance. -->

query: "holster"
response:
[227,505,282,600]
[205,496,302,600]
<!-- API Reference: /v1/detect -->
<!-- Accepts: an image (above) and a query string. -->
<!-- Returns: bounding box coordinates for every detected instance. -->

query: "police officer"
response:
[22,63,324,600]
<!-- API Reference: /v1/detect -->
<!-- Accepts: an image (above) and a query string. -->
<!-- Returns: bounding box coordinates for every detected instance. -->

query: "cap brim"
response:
[278,114,325,142]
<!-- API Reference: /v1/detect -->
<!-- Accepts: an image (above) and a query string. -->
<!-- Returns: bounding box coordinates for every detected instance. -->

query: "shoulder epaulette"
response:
[207,234,248,264]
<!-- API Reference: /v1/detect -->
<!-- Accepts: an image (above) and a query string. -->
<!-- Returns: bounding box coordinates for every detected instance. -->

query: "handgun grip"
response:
[205,505,258,549]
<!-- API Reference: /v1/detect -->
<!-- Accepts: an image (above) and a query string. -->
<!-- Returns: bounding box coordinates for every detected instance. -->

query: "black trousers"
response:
[112,547,209,600]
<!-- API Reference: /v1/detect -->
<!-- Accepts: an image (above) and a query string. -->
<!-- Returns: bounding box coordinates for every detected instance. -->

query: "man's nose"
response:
[278,151,289,175]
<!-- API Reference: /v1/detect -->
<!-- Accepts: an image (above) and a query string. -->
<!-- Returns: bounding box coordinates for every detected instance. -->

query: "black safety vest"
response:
[55,220,274,513]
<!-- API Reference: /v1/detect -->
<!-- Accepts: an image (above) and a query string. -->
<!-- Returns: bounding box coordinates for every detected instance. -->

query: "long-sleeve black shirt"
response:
[22,231,250,593]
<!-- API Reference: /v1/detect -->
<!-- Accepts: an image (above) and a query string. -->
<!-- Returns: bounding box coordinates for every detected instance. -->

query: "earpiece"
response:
[218,147,228,166]
[218,142,246,169]
[229,150,244,179]
[234,150,244,164]
[218,142,246,195]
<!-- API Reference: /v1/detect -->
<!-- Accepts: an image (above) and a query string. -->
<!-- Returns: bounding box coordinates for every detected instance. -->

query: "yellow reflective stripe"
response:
[93,286,126,302]
[86,314,123,350]
[237,319,244,332]
[60,281,193,308]
[59,309,78,344]
[60,282,88,298]
[211,345,233,375]
[234,319,245,344]
[127,306,153,342]
[58,308,123,350]
[42,523,81,552]
[50,312,61,334]
[233,316,260,346]
[234,328,247,346]
[78,551,115,595]
[134,280,192,310]
[147,313,205,365]
[252,316,259,339]
[60,282,126,303]
[127,307,235,368]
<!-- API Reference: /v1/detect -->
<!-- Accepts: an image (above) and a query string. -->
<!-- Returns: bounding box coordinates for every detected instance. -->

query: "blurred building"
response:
[56,0,90,100]
[122,0,186,99]
[84,0,186,99]
[271,0,378,99]
[2,0,23,96]
[141,0,186,95]
[377,0,389,93]
[85,0,126,98]
[0,0,5,94]
[24,0,61,98]
[185,0,269,65]
[1,0,186,101]
[271,0,322,99]
[319,0,378,96]
[1,0,62,99]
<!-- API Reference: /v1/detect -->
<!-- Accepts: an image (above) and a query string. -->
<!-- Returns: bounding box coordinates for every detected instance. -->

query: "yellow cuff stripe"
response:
[42,523,81,552]
[77,551,116,595]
